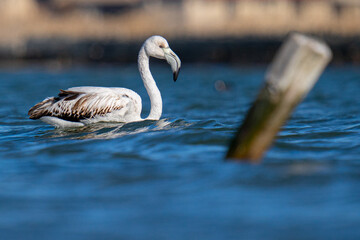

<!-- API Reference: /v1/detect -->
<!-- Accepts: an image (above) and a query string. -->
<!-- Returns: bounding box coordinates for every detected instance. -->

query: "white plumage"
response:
[28,36,181,128]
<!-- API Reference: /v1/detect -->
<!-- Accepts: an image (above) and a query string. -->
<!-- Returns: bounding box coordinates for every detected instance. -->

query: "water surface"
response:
[0,64,360,239]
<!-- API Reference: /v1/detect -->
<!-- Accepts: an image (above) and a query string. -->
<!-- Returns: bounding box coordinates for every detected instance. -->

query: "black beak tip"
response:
[173,69,180,82]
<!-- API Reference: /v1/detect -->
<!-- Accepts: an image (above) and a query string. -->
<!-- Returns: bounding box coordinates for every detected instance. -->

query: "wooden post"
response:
[226,33,332,162]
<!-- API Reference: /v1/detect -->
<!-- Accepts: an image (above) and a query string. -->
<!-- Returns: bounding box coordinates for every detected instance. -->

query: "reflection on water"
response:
[0,64,360,239]
[44,119,192,140]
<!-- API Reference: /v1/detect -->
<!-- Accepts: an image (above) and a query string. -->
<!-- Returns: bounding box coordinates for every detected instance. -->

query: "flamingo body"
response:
[28,36,181,128]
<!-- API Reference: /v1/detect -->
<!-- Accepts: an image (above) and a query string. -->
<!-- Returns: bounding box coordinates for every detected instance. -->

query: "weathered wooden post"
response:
[226,33,332,162]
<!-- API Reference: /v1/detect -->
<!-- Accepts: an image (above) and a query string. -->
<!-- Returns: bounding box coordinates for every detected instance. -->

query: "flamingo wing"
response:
[28,89,133,122]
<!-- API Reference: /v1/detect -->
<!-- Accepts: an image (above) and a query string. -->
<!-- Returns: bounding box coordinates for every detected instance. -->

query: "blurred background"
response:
[1,0,360,64]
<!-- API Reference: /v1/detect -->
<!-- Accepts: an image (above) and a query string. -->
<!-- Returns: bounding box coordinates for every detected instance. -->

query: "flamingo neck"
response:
[138,47,162,120]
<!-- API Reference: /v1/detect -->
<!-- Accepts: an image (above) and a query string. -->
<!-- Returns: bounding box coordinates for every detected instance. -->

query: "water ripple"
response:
[1,65,360,239]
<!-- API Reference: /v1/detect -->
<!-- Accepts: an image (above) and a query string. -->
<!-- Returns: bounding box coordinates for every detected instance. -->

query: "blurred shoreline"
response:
[1,35,359,65]
[1,0,360,64]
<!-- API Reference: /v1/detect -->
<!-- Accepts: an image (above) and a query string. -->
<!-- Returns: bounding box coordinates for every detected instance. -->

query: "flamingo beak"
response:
[163,47,181,82]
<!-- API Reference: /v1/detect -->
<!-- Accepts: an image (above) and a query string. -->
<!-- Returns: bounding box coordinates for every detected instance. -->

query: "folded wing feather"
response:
[28,89,129,122]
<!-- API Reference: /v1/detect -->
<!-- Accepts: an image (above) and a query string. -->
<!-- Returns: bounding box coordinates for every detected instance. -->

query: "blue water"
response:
[1,64,360,239]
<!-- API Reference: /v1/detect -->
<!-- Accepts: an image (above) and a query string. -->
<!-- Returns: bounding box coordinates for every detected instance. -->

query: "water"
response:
[1,63,360,239]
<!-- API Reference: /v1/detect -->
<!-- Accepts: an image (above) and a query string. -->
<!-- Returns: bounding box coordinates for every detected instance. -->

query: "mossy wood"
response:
[226,33,332,162]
